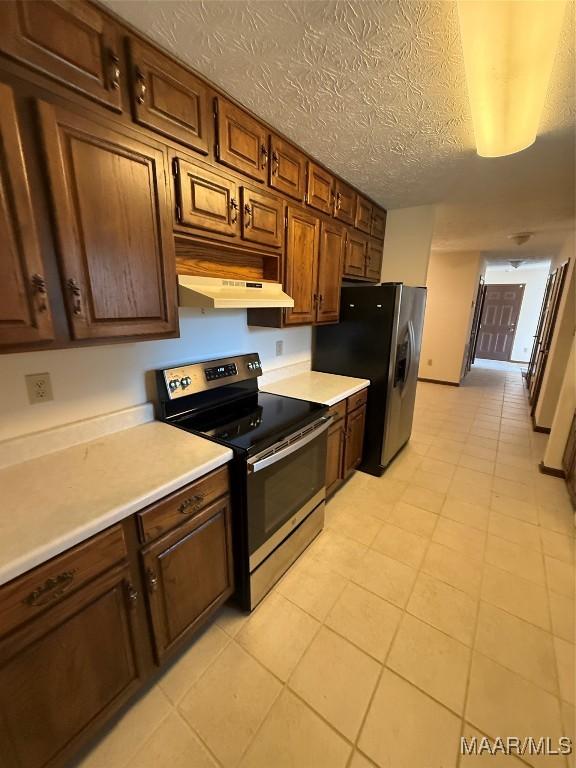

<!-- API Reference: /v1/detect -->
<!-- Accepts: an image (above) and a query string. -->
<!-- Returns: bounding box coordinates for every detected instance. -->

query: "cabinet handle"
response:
[135,67,147,104]
[178,493,206,515]
[67,278,82,316]
[260,144,269,168]
[244,203,253,227]
[146,568,159,593]
[24,569,77,608]
[318,294,324,308]
[126,583,138,610]
[335,192,342,212]
[108,50,121,91]
[31,273,48,313]
[230,197,239,223]
[271,150,279,176]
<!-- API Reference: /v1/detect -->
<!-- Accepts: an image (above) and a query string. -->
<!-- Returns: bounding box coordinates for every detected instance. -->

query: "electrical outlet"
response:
[25,372,53,405]
[275,340,284,356]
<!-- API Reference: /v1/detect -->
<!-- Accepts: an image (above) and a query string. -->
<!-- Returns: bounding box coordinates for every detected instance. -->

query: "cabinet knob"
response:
[126,583,138,609]
[108,50,121,91]
[146,568,159,593]
[135,67,147,104]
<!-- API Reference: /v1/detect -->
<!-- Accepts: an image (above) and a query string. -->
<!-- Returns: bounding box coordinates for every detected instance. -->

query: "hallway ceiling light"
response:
[457,0,568,157]
[509,260,524,269]
[508,232,534,246]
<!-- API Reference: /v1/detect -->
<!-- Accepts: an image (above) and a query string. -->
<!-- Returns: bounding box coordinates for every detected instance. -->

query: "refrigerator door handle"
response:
[403,321,415,389]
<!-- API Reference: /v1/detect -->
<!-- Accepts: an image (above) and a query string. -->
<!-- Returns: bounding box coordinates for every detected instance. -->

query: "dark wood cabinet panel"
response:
[0,0,122,111]
[344,230,367,278]
[269,135,306,201]
[128,38,210,155]
[174,157,239,237]
[284,206,320,326]
[326,421,345,496]
[355,196,372,234]
[142,498,234,662]
[316,221,345,324]
[371,207,387,240]
[215,98,268,183]
[366,238,383,282]
[0,564,142,768]
[39,100,178,340]
[0,83,54,348]
[333,180,355,225]
[344,405,366,476]
[306,162,334,214]
[241,186,283,248]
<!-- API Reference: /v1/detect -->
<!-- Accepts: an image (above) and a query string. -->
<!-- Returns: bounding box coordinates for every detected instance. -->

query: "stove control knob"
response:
[180,376,192,389]
[168,379,180,391]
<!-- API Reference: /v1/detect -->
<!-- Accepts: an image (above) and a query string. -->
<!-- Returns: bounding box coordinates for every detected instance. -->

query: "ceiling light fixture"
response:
[508,232,534,246]
[457,0,568,158]
[509,260,524,269]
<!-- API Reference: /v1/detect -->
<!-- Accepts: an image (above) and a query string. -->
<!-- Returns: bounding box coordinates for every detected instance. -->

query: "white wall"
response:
[419,251,485,383]
[484,263,550,362]
[0,309,311,442]
[380,205,436,286]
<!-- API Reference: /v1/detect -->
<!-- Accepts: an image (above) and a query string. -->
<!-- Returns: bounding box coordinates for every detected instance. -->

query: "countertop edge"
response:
[0,449,233,588]
[321,381,370,406]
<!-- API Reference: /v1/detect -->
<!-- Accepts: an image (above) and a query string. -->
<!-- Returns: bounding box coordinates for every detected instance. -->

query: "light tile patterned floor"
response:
[78,364,575,768]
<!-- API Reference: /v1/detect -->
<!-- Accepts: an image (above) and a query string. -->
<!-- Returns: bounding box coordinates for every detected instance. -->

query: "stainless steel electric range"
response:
[156,353,330,610]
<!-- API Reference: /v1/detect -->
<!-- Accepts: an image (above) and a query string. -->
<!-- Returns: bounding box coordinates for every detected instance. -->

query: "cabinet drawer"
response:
[347,388,367,413]
[0,525,127,638]
[137,465,229,543]
[328,400,347,424]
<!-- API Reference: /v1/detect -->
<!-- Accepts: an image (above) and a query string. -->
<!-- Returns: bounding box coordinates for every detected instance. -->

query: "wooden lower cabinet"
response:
[344,404,367,477]
[326,412,346,497]
[142,497,234,662]
[325,394,367,494]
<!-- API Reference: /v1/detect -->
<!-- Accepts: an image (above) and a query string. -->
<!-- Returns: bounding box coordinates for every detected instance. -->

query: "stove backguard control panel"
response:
[162,353,262,400]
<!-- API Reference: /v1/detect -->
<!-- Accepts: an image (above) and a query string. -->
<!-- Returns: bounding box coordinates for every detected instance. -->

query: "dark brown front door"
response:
[476,284,525,361]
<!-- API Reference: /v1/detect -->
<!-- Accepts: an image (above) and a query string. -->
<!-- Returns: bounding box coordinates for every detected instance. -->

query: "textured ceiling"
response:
[102,0,576,256]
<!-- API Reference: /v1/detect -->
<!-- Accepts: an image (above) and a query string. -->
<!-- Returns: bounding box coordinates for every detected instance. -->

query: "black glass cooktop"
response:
[170,392,327,456]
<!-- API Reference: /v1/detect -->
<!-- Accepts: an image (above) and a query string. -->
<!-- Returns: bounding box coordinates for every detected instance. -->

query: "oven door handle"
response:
[247,416,332,473]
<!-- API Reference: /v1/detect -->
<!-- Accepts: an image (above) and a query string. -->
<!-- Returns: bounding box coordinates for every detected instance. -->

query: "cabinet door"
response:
[284,206,320,327]
[0,84,53,347]
[129,38,209,155]
[269,135,306,201]
[326,422,345,496]
[344,405,366,476]
[174,157,239,237]
[316,221,345,324]
[306,162,334,214]
[344,230,367,278]
[0,0,122,111]
[215,97,268,183]
[355,196,372,234]
[241,186,283,248]
[142,498,234,662]
[366,238,383,282]
[39,101,178,340]
[333,180,355,225]
[371,207,387,240]
[0,565,142,768]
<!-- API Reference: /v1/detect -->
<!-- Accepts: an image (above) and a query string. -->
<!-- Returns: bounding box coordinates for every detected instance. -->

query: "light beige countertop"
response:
[0,421,232,587]
[261,370,370,406]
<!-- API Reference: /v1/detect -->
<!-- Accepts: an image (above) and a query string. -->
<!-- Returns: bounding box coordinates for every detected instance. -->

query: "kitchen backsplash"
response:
[0,309,312,442]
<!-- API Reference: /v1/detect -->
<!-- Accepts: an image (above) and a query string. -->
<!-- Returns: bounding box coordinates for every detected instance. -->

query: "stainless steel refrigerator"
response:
[313,283,426,476]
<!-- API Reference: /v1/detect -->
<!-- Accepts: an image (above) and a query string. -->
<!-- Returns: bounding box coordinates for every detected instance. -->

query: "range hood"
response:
[178,276,294,309]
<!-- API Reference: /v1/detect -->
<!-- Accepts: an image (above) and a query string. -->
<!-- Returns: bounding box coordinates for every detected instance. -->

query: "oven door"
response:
[246,415,330,571]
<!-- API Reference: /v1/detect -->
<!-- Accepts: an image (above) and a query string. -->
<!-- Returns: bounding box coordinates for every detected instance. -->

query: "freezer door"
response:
[381,286,426,467]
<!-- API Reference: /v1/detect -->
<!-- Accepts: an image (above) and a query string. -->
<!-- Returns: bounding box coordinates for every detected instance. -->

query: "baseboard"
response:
[418,377,460,387]
[531,413,551,434]
[539,461,566,479]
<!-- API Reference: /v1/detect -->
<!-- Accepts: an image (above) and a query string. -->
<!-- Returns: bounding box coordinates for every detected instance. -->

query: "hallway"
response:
[78,363,575,768]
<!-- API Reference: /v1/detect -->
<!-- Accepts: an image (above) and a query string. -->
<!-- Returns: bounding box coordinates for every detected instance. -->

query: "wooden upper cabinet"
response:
[371,207,387,240]
[39,101,178,341]
[344,230,367,278]
[366,238,383,282]
[0,84,54,348]
[284,206,320,326]
[333,180,355,225]
[0,0,122,111]
[142,498,234,662]
[269,135,306,201]
[355,195,373,234]
[306,162,334,214]
[128,38,209,155]
[174,157,239,237]
[240,186,283,248]
[316,221,345,324]
[215,97,268,183]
